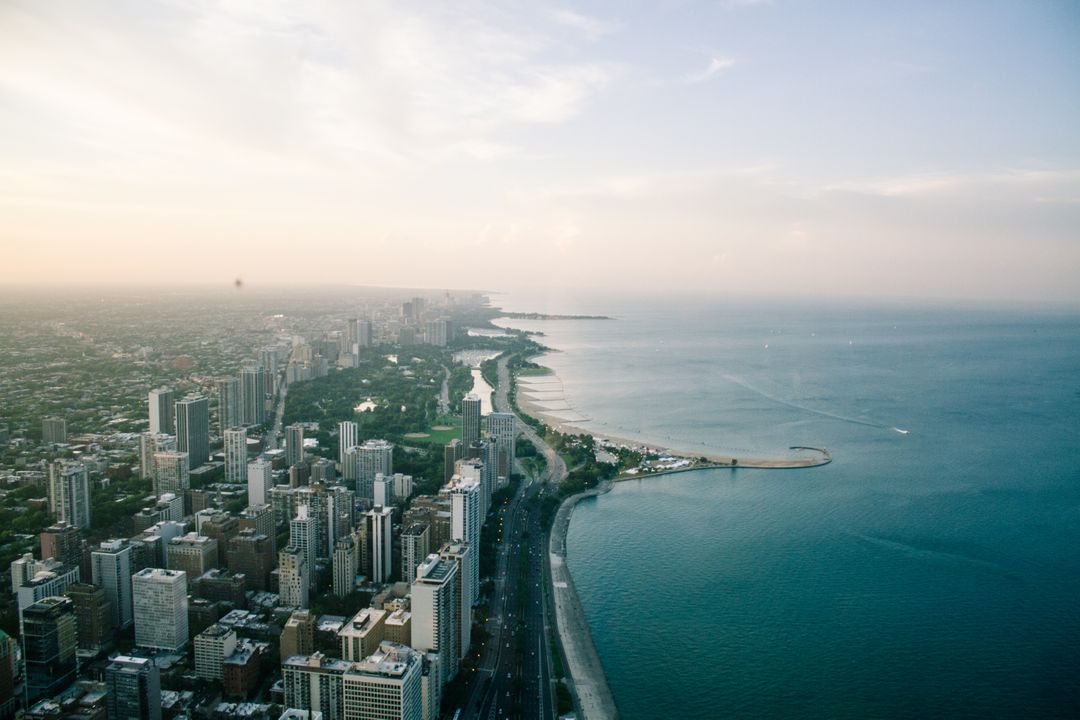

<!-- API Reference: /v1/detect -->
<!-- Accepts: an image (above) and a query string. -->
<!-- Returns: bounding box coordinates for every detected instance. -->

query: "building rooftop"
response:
[351,641,420,679]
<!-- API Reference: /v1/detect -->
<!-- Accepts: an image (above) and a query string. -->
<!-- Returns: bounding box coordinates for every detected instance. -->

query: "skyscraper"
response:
[332,537,356,598]
[91,539,134,628]
[439,543,473,661]
[278,546,309,609]
[373,473,392,507]
[485,412,517,484]
[226,529,274,591]
[148,388,176,435]
[365,506,393,585]
[22,596,77,704]
[106,655,162,720]
[153,451,189,497]
[286,424,305,467]
[354,439,393,500]
[175,395,209,470]
[282,652,349,720]
[132,568,188,652]
[290,506,318,590]
[239,361,267,426]
[246,457,273,506]
[215,376,240,436]
[47,461,91,530]
[400,524,430,591]
[338,421,358,467]
[224,427,248,483]
[443,439,462,484]
[410,554,460,686]
[446,477,481,606]
[65,582,114,656]
[462,394,481,447]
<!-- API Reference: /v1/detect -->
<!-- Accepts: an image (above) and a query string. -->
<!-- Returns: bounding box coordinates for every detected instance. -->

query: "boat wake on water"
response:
[722,374,907,434]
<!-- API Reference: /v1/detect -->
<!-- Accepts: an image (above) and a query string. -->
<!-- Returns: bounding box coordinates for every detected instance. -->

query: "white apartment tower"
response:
[132,568,188,652]
[223,427,248,483]
[354,440,393,500]
[148,388,175,435]
[247,457,273,506]
[338,421,358,467]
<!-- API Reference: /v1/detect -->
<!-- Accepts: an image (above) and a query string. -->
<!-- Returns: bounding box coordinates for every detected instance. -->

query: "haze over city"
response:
[2,1,1078,302]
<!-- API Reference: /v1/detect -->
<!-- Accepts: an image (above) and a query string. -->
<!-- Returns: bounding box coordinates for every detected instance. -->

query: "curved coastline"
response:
[516,360,830,720]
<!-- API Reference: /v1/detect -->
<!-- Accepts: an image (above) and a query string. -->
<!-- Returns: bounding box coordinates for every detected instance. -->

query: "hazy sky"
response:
[2,1,1078,302]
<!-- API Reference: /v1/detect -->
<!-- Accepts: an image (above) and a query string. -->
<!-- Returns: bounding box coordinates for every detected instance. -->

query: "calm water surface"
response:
[499,293,1080,719]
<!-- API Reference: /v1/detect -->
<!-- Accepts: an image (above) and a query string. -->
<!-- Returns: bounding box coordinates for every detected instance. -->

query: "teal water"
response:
[499,294,1080,719]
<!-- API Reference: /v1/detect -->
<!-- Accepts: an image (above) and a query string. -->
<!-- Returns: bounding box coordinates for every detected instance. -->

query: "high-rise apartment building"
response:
[445,477,481,606]
[22,596,77,704]
[410,554,460,687]
[139,432,175,483]
[48,461,91,530]
[279,546,309,609]
[461,394,481,447]
[40,522,82,569]
[175,395,210,470]
[286,424,305,467]
[485,412,517,484]
[439,542,473,661]
[132,568,188,652]
[215,376,240,436]
[224,427,248,483]
[338,421,358,468]
[239,362,267,426]
[341,641,423,720]
[338,608,386,663]
[194,623,237,681]
[106,655,161,720]
[373,474,392,507]
[167,533,218,580]
[41,416,68,444]
[148,388,176,435]
[91,539,134,628]
[365,506,393,584]
[332,537,356,597]
[290,505,318,589]
[246,457,273,506]
[282,652,349,720]
[400,523,430,587]
[280,610,315,659]
[226,529,274,591]
[353,439,393,500]
[153,451,189,497]
[443,439,462,484]
[65,582,114,656]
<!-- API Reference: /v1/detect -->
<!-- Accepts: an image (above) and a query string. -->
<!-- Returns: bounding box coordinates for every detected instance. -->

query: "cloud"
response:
[684,56,736,84]
[547,8,620,39]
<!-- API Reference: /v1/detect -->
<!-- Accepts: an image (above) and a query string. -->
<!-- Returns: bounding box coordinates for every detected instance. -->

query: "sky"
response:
[1,0,1079,302]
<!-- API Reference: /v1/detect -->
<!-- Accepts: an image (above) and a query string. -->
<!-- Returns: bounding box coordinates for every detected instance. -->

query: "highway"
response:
[457,353,565,720]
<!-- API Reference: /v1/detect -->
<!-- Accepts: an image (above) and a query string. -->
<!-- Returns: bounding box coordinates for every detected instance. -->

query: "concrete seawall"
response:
[549,480,620,720]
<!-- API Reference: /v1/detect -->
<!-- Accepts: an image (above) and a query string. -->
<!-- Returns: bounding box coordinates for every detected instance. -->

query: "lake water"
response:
[498,292,1080,719]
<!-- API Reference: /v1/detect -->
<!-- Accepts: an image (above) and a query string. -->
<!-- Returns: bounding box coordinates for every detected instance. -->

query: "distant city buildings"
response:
[175,395,209,470]
[41,416,68,444]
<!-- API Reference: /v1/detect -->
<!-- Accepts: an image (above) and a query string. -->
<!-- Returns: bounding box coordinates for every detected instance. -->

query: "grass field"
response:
[517,366,553,377]
[425,416,463,445]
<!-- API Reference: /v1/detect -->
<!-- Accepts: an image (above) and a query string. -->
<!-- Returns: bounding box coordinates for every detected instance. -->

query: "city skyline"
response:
[1,1,1078,302]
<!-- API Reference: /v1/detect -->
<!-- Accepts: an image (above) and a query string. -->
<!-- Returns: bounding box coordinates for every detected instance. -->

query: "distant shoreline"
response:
[497,311,614,321]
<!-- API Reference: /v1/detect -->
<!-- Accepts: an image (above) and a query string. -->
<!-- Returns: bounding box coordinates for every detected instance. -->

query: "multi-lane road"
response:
[456,354,566,720]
